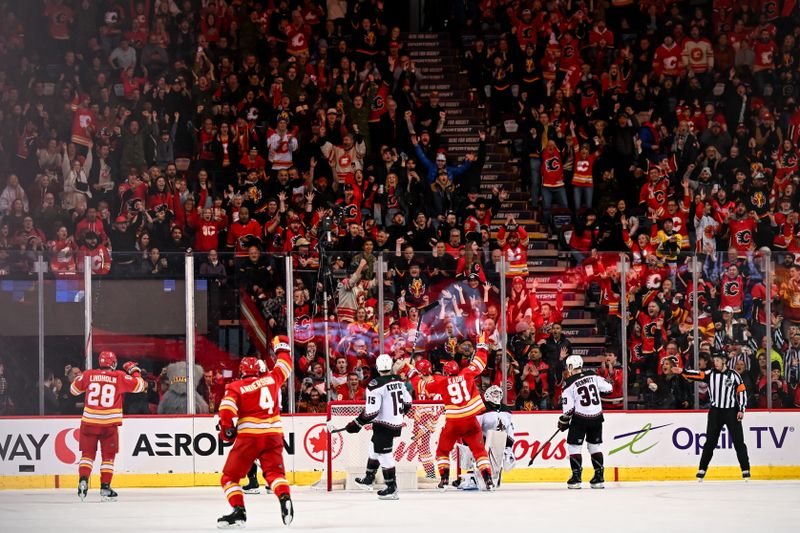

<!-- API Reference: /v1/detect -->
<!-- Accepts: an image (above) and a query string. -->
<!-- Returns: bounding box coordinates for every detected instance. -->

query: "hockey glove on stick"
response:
[557,415,571,432]
[345,419,363,434]
[220,426,237,442]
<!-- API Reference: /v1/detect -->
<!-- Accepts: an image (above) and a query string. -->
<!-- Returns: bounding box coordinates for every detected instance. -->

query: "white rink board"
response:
[0,483,797,533]
[1,411,799,477]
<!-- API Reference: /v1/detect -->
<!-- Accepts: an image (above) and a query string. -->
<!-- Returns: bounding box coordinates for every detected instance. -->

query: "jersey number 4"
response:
[259,387,276,414]
[576,384,600,407]
[86,383,116,408]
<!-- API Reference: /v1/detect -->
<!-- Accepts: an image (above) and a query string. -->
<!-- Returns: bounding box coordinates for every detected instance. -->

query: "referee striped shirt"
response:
[683,369,747,412]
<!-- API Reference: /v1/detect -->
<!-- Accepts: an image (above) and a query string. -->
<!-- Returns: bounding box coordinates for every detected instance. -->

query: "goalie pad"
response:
[485,429,507,487]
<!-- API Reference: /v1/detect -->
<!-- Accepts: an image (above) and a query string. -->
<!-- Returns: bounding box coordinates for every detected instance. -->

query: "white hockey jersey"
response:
[478,409,514,438]
[560,371,613,419]
[359,375,413,429]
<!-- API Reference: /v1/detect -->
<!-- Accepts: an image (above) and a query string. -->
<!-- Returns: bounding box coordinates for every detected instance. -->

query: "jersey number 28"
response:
[576,384,600,407]
[86,383,116,408]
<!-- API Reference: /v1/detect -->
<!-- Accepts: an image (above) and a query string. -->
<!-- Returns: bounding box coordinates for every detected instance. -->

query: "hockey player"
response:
[558,355,613,489]
[393,359,438,478]
[217,336,294,529]
[345,353,413,500]
[457,385,516,490]
[70,351,146,501]
[410,333,493,490]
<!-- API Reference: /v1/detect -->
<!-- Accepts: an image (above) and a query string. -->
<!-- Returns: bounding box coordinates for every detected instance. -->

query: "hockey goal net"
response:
[314,401,455,491]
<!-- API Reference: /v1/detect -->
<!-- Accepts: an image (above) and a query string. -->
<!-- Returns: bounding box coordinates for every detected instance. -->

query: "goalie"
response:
[456,385,516,490]
[342,353,412,500]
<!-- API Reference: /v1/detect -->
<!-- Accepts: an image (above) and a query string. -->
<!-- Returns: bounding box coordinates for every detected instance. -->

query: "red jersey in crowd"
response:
[541,145,565,188]
[727,216,757,255]
[227,217,262,256]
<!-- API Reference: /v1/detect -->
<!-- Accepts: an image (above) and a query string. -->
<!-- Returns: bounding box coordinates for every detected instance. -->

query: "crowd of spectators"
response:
[1,1,799,415]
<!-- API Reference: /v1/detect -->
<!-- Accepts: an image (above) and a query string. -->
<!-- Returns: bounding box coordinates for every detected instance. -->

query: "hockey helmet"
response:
[376,353,393,373]
[565,355,583,373]
[484,385,503,405]
[415,359,433,376]
[98,351,117,370]
[240,357,260,377]
[442,360,460,376]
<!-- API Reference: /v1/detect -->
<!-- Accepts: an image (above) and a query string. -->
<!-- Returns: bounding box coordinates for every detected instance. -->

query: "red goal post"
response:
[319,400,454,491]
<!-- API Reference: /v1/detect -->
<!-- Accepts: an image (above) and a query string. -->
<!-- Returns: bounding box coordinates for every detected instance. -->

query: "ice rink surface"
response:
[1,481,798,532]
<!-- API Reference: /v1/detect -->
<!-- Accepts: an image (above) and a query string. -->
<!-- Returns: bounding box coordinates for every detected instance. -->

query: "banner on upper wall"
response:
[1,412,798,480]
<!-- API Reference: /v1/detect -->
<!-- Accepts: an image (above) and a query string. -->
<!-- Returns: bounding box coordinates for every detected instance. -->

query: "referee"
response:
[672,352,751,481]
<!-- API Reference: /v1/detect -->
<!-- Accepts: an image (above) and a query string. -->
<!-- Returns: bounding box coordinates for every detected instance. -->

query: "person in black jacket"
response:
[541,323,571,406]
[644,357,692,409]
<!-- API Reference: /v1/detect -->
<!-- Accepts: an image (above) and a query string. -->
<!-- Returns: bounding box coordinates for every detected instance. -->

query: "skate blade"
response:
[243,488,260,494]
[217,520,246,529]
[282,500,294,526]
[567,484,581,490]
[353,481,374,491]
[590,483,605,489]
[100,495,118,502]
[378,493,399,500]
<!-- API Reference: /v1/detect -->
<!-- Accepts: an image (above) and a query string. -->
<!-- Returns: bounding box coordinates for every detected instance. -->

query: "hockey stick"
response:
[410,301,440,353]
[527,428,562,466]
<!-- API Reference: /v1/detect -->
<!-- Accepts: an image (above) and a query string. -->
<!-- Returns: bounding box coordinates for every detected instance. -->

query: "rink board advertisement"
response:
[1,411,799,487]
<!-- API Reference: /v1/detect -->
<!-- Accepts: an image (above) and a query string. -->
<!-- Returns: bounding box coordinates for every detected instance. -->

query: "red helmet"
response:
[98,351,117,370]
[240,357,260,377]
[442,360,460,376]
[415,359,433,376]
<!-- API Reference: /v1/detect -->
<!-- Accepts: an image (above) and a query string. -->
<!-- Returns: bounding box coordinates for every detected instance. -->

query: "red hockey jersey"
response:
[71,369,145,426]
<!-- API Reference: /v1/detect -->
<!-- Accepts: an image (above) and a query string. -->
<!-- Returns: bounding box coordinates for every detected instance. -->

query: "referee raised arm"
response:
[672,352,751,481]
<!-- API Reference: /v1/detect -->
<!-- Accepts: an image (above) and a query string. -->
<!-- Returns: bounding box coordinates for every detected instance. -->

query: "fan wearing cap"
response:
[107,213,139,272]
[497,215,529,277]
[320,123,366,185]
[78,231,112,275]
[411,133,475,184]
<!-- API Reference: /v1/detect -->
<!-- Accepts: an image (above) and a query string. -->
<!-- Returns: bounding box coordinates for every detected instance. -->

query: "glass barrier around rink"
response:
[88,250,189,415]
[193,250,289,414]
[0,250,45,415]
[771,250,799,410]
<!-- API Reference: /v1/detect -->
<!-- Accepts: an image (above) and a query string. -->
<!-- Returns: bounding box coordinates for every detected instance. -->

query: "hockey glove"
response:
[220,426,237,442]
[122,361,142,377]
[557,415,571,432]
[345,420,363,434]
[272,335,291,354]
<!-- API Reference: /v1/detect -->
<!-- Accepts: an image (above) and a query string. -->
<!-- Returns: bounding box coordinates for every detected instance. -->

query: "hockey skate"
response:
[590,470,605,489]
[242,475,260,494]
[481,470,495,492]
[742,470,750,482]
[78,476,88,501]
[100,483,118,501]
[696,470,706,482]
[567,471,582,489]
[353,472,375,491]
[377,481,399,500]
[437,470,450,491]
[279,494,294,525]
[217,505,246,529]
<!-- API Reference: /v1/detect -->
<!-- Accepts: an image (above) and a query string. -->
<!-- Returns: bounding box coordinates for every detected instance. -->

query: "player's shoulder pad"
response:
[367,378,379,390]
[563,373,584,388]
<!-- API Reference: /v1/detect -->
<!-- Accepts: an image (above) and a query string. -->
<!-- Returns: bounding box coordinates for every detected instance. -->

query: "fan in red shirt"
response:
[408,333,493,490]
[227,207,262,256]
[652,36,683,78]
[595,351,624,410]
[217,336,294,528]
[639,167,670,219]
[70,351,146,501]
[726,203,758,256]
[336,372,366,401]
[78,231,112,275]
[192,207,229,252]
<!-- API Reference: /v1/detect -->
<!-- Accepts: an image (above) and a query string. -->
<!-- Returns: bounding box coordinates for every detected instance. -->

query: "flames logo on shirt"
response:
[246,185,263,203]
[576,160,590,173]
[446,336,458,355]
[690,48,703,61]
[525,59,536,73]
[409,278,425,299]
[763,0,777,18]
[294,315,313,343]
[723,281,740,296]
[544,157,560,172]
[652,189,666,204]
[372,94,385,113]
[343,204,358,221]
[646,273,662,289]
[750,191,767,209]
[643,322,658,339]
[365,31,376,46]
[521,27,534,41]
[735,230,752,245]
[664,56,678,69]
[563,45,575,58]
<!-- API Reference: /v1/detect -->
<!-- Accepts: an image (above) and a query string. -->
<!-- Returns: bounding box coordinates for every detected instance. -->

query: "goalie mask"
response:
[484,385,503,406]
[565,355,583,373]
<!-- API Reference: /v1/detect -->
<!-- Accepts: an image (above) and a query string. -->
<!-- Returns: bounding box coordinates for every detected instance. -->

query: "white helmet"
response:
[484,385,503,405]
[565,355,583,373]
[376,353,393,373]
